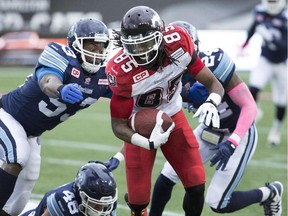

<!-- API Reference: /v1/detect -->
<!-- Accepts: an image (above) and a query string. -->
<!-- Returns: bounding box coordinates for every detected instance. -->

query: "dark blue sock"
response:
[213,189,263,213]
[149,174,175,216]
[0,168,17,209]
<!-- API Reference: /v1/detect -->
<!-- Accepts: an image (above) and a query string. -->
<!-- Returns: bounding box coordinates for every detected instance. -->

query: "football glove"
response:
[104,157,120,171]
[148,111,175,149]
[58,83,83,104]
[210,140,236,171]
[103,152,124,171]
[193,99,220,128]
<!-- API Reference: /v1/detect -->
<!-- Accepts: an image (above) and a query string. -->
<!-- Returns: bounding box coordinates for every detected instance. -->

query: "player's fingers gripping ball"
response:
[129,109,175,149]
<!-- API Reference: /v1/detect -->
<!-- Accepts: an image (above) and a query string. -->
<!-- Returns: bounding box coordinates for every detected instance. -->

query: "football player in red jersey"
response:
[105,6,224,216]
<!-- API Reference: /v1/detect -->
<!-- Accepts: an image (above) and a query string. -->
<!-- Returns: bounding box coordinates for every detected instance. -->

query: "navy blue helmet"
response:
[169,21,200,53]
[74,162,117,216]
[67,18,110,73]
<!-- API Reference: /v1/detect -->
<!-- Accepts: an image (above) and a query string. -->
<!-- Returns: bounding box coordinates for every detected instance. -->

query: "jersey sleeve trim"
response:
[213,51,235,84]
[35,67,64,83]
[47,193,65,216]
[39,45,69,73]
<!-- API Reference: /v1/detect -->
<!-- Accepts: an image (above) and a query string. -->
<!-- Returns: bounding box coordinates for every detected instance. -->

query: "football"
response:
[129,109,174,138]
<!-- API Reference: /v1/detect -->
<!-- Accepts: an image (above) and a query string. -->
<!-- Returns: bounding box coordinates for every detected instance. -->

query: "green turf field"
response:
[0,67,287,216]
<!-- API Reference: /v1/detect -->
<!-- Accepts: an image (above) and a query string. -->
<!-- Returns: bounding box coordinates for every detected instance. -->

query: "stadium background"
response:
[0,0,287,215]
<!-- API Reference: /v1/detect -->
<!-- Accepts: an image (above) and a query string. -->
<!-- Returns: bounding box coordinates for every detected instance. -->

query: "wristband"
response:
[131,133,150,150]
[113,152,124,162]
[228,133,241,147]
[206,93,222,106]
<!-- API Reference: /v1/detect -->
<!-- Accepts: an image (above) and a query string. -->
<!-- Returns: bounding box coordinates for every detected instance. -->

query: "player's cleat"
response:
[267,127,281,147]
[260,181,283,216]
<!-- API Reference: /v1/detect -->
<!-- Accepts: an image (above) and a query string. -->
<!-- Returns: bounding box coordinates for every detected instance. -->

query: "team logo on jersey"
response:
[170,48,185,60]
[133,70,149,83]
[71,68,80,78]
[98,79,109,85]
[85,77,91,84]
[107,73,117,87]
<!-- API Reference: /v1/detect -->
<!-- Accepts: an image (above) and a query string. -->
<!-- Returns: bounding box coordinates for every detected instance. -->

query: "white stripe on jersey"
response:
[47,193,65,216]
[39,47,69,73]
[213,52,234,82]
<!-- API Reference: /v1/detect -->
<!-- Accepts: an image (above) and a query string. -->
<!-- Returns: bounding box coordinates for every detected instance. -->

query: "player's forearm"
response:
[227,82,257,145]
[195,67,224,100]
[111,117,135,144]
[39,74,63,98]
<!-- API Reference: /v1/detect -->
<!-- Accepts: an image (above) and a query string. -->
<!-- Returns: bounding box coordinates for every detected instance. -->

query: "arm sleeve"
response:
[227,82,257,145]
[35,67,64,83]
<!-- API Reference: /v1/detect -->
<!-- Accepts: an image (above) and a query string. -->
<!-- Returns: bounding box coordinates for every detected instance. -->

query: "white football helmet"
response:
[261,0,286,15]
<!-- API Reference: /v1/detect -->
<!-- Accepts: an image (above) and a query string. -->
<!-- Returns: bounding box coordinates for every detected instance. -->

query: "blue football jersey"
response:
[21,182,81,216]
[20,182,116,216]
[182,48,240,132]
[1,42,112,137]
[245,4,287,63]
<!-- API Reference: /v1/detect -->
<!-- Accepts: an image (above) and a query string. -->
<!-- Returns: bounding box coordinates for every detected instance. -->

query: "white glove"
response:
[148,111,175,149]
[131,111,175,150]
[256,25,273,42]
[193,93,221,128]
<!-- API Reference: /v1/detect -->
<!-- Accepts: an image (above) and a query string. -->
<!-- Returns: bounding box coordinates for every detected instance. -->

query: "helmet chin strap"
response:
[81,61,101,74]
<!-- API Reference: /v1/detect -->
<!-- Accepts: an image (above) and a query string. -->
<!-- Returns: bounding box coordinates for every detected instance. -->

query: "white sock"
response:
[259,186,271,202]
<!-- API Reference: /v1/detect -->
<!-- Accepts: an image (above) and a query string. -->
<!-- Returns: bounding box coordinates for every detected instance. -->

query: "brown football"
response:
[128,109,174,138]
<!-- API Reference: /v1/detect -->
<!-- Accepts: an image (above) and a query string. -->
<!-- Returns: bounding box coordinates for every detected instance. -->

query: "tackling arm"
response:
[39,74,63,98]
[192,66,224,128]
[194,66,224,98]
[226,74,257,145]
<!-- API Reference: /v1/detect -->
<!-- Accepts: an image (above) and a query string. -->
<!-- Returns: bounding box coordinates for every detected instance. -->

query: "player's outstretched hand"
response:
[104,157,120,172]
[58,83,83,104]
[149,111,175,149]
[210,140,236,171]
[193,100,219,128]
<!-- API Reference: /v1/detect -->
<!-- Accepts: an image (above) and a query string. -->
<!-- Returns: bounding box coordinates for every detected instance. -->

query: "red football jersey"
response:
[106,25,205,118]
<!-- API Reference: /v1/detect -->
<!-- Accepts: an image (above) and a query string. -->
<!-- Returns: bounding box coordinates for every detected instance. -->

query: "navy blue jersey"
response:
[1,42,112,137]
[21,182,81,216]
[199,48,240,132]
[243,4,287,63]
[182,48,240,132]
[20,182,116,216]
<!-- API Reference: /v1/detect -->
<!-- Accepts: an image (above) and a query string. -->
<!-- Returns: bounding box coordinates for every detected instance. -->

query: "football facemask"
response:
[121,31,163,66]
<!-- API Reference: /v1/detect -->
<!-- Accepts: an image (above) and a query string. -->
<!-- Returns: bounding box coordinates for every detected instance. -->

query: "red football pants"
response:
[124,110,206,205]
